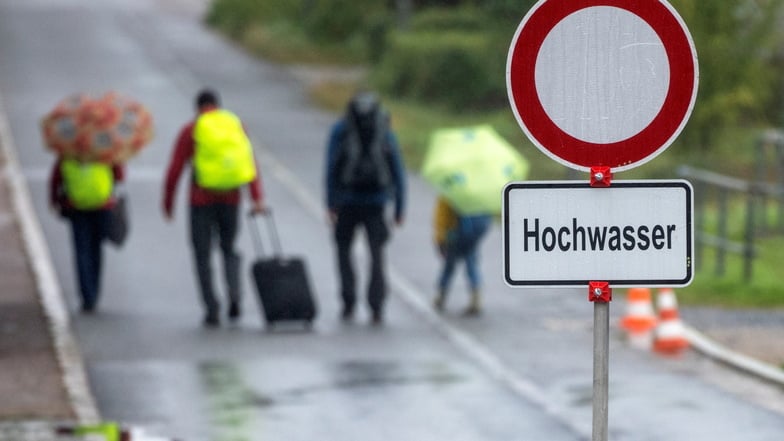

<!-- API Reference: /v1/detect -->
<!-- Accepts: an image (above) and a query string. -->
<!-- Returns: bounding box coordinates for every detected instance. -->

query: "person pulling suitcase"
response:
[162,89,267,328]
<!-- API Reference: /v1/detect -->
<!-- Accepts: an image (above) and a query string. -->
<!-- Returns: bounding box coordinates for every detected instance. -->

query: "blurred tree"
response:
[671,0,784,149]
[208,0,784,151]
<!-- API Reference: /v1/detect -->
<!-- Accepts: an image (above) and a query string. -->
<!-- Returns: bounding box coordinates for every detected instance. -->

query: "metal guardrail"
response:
[678,130,784,280]
[678,165,758,280]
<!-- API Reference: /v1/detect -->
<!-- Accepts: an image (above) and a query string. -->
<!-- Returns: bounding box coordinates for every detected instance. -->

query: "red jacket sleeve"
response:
[113,163,125,183]
[163,122,195,216]
[247,158,263,203]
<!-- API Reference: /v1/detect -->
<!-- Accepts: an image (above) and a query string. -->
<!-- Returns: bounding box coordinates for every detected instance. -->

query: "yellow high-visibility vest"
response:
[60,158,113,210]
[73,422,121,441]
[193,109,257,191]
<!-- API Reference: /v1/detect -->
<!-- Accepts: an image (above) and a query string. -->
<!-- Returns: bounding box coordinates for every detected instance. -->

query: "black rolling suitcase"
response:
[249,210,317,329]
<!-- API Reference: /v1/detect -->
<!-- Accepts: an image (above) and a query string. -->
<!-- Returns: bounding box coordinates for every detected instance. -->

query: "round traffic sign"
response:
[507,0,698,172]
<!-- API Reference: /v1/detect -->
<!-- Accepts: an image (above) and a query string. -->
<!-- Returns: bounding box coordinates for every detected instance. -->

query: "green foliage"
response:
[206,0,381,63]
[302,0,387,43]
[372,6,513,110]
[681,237,784,308]
[374,30,505,110]
[408,6,488,31]
[466,0,537,23]
[206,0,301,38]
[671,0,784,150]
[413,0,536,17]
[366,13,394,64]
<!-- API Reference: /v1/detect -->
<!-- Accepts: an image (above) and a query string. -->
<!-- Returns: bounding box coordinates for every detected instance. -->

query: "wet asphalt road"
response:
[0,0,783,440]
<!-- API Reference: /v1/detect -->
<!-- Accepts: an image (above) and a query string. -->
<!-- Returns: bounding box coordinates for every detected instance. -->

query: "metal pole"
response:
[592,301,609,441]
[744,187,756,281]
[716,188,728,276]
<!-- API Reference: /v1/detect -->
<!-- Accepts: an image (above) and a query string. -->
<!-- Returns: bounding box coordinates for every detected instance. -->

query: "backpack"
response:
[337,108,392,193]
[60,158,114,210]
[193,109,257,191]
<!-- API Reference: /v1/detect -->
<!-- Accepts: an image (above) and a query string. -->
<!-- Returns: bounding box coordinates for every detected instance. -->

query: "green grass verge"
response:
[682,237,784,308]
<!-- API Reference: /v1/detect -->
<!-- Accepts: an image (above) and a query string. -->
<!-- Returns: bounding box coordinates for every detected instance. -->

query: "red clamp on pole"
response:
[590,166,612,187]
[589,281,612,303]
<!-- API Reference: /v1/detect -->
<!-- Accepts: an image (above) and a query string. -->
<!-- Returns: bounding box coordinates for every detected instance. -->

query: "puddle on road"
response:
[568,383,594,407]
[198,360,464,440]
[199,362,273,441]
[273,360,463,399]
[326,360,462,391]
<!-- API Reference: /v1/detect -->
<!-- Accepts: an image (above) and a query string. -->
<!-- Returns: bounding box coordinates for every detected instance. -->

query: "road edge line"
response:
[0,93,100,423]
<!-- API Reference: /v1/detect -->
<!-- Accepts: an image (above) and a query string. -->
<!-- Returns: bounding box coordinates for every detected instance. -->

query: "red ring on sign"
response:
[507,0,697,171]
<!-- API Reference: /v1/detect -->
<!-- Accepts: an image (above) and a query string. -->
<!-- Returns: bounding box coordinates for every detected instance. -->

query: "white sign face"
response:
[535,6,669,144]
[503,181,693,287]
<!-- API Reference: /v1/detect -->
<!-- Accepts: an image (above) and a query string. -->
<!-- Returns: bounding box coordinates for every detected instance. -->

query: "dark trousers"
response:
[69,210,109,309]
[334,205,389,315]
[190,204,241,316]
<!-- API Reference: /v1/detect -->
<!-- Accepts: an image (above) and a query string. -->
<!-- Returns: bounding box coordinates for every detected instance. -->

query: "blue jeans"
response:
[438,215,491,293]
[69,210,110,309]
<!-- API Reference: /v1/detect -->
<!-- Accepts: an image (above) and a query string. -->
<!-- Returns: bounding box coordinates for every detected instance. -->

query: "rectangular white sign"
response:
[503,180,693,287]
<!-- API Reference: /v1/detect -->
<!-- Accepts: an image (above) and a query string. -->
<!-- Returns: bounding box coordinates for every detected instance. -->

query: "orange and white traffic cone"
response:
[653,288,689,355]
[620,287,658,333]
[620,287,658,349]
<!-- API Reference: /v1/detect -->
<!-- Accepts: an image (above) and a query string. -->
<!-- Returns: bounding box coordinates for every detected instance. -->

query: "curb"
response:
[0,93,100,423]
[684,325,784,387]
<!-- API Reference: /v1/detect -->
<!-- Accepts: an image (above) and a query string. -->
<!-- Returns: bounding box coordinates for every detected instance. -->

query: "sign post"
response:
[505,1,698,439]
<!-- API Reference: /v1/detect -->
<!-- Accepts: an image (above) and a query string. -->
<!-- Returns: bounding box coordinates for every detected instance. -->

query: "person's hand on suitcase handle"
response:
[249,200,269,216]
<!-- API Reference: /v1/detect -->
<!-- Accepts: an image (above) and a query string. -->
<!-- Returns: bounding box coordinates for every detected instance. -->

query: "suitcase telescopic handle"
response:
[248,208,283,258]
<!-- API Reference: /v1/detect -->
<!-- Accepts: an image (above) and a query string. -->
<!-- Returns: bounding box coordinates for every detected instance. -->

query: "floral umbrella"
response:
[422,125,529,215]
[41,92,153,163]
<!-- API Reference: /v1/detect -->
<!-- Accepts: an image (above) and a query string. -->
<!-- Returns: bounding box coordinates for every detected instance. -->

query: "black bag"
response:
[105,195,129,247]
[249,210,317,329]
[337,107,392,193]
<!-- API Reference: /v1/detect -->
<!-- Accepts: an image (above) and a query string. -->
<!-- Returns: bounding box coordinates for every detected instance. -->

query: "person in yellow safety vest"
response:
[163,88,267,328]
[49,156,125,313]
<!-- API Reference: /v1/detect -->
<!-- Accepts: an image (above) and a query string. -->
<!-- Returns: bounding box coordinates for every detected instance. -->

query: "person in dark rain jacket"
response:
[324,92,406,325]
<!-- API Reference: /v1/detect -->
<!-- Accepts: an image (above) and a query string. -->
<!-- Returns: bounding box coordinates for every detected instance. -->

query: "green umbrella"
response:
[422,125,529,215]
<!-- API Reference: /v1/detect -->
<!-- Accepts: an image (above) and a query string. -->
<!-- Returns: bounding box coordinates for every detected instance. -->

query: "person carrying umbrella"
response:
[162,88,266,328]
[43,92,153,313]
[432,196,492,316]
[422,125,529,316]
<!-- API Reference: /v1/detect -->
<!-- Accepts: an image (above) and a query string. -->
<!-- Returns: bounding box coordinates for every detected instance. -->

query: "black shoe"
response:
[203,311,220,328]
[80,303,96,314]
[340,306,354,323]
[370,311,383,326]
[228,302,241,322]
